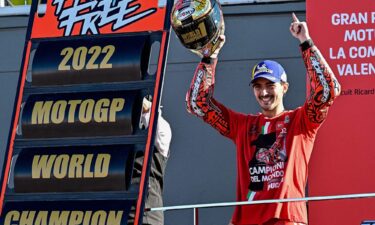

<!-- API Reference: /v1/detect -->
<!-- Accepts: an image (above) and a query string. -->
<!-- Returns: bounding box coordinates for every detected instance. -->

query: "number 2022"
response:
[58,45,115,71]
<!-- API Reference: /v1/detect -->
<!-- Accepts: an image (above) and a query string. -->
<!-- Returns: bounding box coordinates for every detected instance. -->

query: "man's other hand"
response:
[290,13,311,43]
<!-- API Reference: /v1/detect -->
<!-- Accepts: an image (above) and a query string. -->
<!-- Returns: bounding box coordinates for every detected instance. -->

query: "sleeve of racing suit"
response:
[185,57,235,139]
[301,39,341,125]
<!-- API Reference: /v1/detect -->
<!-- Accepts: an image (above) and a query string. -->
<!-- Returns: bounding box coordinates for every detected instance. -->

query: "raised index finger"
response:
[292,13,300,23]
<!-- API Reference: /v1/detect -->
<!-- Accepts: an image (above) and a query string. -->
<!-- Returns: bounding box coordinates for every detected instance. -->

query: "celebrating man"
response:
[185,14,341,225]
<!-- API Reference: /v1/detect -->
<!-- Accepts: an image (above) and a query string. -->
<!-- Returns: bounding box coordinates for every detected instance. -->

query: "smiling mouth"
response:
[260,96,274,105]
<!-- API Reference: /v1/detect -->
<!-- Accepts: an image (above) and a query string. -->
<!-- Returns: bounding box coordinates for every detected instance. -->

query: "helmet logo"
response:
[177,7,195,21]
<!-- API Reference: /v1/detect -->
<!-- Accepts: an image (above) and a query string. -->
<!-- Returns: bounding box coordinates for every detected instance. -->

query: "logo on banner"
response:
[362,221,375,225]
[52,0,157,36]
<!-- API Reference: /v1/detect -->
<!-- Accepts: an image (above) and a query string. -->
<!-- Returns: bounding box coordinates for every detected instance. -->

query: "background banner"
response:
[31,0,167,38]
[307,0,375,224]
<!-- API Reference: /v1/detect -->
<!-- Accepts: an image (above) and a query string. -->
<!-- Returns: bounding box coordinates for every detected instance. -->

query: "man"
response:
[185,14,341,225]
[128,96,172,225]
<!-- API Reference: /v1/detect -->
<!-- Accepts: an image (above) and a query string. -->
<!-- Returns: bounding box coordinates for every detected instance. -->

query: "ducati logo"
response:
[52,0,157,36]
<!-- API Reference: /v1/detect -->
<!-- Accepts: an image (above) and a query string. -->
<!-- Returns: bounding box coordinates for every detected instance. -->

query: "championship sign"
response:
[14,146,134,192]
[32,35,151,86]
[1,1,172,225]
[307,0,375,224]
[22,91,140,138]
[1,201,133,225]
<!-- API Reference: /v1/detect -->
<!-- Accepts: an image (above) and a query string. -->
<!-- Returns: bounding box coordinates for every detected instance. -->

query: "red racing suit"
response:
[185,40,341,225]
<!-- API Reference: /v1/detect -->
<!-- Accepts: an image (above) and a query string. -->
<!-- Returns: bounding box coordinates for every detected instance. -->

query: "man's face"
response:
[251,78,288,114]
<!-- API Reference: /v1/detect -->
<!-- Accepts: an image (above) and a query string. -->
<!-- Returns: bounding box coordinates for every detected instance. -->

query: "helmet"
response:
[171,0,224,57]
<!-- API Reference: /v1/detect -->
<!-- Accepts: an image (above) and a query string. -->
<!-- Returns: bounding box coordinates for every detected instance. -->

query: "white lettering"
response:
[337,63,375,76]
[344,29,375,42]
[249,162,285,175]
[267,182,281,190]
[329,47,346,59]
[190,69,205,117]
[261,170,284,182]
[52,0,157,36]
[349,46,375,59]
[331,12,368,25]
[310,57,330,103]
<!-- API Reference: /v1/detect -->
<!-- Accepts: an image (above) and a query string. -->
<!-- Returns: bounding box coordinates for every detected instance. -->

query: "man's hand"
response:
[205,19,225,59]
[210,34,226,59]
[289,13,311,43]
[142,97,152,113]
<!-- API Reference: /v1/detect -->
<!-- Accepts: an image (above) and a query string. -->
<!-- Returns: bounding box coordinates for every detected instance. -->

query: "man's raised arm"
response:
[290,13,341,124]
[185,36,234,137]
